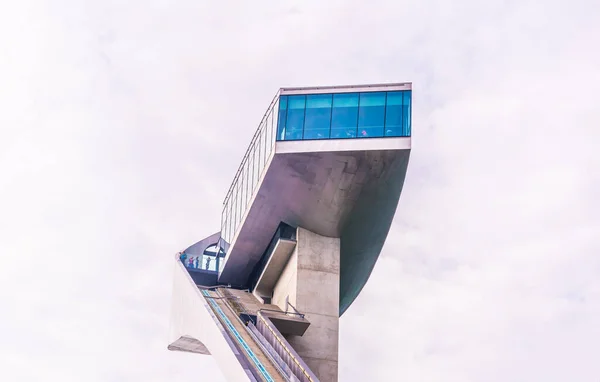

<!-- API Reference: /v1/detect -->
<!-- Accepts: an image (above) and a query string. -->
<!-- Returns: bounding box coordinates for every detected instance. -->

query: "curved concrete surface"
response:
[219,137,411,315]
[339,150,410,315]
[184,231,221,256]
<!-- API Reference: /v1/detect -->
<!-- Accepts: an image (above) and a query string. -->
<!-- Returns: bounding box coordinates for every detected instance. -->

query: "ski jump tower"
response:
[168,83,412,382]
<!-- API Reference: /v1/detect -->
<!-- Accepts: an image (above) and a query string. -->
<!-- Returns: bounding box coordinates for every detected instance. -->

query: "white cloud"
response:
[1,0,598,381]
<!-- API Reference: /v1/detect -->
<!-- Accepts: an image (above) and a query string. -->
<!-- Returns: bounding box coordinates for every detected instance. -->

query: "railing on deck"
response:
[217,84,412,263]
[180,253,220,272]
[220,91,281,249]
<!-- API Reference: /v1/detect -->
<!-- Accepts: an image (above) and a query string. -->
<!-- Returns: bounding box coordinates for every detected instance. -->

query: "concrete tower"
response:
[168,83,412,382]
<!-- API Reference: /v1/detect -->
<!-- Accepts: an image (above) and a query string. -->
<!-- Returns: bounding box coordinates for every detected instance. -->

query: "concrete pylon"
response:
[271,227,340,382]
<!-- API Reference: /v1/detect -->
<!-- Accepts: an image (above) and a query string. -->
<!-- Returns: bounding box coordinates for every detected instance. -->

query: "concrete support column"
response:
[272,227,340,382]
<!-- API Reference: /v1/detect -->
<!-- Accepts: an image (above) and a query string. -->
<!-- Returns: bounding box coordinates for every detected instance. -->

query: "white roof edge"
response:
[275,136,411,154]
[280,82,411,95]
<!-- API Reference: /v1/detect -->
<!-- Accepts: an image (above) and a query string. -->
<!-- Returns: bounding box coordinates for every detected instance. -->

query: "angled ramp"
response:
[168,257,256,381]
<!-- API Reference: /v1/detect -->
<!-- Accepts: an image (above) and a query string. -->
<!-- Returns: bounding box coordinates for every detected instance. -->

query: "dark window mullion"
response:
[383,92,388,137]
[284,97,288,140]
[355,92,361,139]
[400,91,405,136]
[408,91,412,136]
[327,93,333,138]
[301,95,307,140]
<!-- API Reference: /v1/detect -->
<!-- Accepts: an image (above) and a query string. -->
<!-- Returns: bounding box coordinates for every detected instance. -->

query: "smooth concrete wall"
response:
[168,258,251,382]
[273,228,340,382]
[272,249,298,310]
[255,239,297,299]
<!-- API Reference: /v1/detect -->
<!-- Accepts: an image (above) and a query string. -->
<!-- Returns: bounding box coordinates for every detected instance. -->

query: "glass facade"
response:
[277,90,411,141]
[220,87,412,254]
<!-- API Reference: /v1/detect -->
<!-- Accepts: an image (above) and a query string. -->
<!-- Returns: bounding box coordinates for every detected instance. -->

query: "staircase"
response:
[200,287,319,382]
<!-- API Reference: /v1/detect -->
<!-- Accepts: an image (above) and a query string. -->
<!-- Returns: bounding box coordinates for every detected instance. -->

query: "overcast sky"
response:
[1,0,599,381]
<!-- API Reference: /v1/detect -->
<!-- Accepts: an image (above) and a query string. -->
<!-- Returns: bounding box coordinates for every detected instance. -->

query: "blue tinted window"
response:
[277,96,288,141]
[304,94,332,140]
[285,95,305,140]
[331,93,358,139]
[384,91,403,137]
[358,92,385,138]
[403,91,412,136]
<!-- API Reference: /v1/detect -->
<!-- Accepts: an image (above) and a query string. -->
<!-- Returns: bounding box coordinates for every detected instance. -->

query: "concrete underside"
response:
[220,141,410,315]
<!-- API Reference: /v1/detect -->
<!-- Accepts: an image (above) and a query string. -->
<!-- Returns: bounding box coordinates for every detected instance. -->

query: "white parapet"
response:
[168,256,252,382]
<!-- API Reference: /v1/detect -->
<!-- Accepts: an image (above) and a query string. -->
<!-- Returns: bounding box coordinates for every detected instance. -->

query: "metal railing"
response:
[256,312,319,382]
[257,308,305,320]
[181,253,219,272]
[248,322,298,382]
[220,91,281,247]
[284,300,303,318]
[199,285,315,382]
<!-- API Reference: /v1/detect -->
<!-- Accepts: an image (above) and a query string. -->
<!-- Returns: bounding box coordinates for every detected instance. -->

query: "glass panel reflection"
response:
[275,90,411,141]
[358,92,385,138]
[385,92,403,137]
[277,96,288,141]
[403,90,412,136]
[285,95,305,140]
[304,94,332,139]
[331,93,359,139]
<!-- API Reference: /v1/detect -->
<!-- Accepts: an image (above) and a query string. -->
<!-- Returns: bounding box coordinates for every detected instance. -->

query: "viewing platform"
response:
[169,82,413,382]
[217,83,412,314]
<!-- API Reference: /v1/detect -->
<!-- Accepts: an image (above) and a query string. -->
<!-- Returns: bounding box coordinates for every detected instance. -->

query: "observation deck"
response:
[216,83,412,315]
